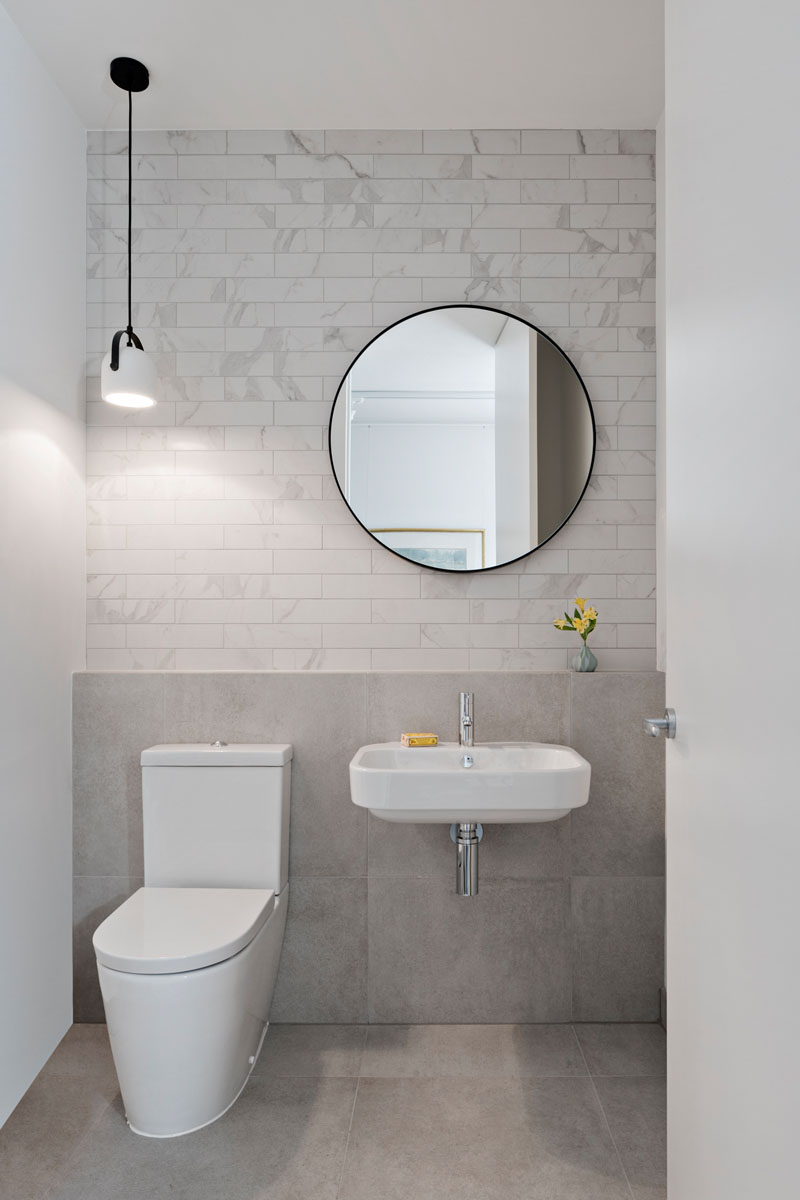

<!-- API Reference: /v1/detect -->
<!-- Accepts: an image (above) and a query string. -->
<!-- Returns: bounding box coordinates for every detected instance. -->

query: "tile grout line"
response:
[334,1053,364,1200]
[572,1025,637,1200]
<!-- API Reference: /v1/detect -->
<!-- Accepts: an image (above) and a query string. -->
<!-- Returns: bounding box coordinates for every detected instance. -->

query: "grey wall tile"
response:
[368,878,571,1022]
[71,670,665,1025]
[162,671,269,742]
[73,672,164,876]
[572,877,664,1021]
[164,671,368,876]
[271,878,368,1022]
[367,812,570,880]
[73,875,142,1022]
[569,672,665,875]
[366,671,570,743]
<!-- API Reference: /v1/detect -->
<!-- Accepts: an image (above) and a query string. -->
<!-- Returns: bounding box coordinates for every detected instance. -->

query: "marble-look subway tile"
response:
[226,130,325,154]
[85,125,658,673]
[424,130,521,154]
[473,155,569,179]
[423,179,521,202]
[570,154,654,179]
[326,130,422,153]
[619,178,657,202]
[373,154,470,179]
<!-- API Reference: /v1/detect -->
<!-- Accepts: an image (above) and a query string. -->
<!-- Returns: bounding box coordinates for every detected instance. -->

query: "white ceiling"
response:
[4,0,664,131]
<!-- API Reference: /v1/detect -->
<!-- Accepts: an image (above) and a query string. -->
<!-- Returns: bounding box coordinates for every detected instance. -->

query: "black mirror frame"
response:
[327,303,597,574]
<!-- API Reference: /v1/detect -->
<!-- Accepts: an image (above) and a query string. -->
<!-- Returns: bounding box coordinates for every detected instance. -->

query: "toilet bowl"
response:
[92,743,292,1138]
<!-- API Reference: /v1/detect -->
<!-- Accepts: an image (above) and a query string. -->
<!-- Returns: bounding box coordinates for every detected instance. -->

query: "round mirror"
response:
[329,304,595,572]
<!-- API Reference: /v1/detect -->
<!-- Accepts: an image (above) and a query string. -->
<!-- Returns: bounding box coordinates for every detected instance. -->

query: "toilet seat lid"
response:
[93,887,275,975]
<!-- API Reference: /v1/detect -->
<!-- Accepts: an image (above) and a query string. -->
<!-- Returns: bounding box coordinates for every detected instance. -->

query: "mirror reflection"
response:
[330,305,595,572]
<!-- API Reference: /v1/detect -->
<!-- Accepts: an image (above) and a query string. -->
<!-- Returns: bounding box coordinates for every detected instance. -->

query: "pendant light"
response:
[100,57,158,409]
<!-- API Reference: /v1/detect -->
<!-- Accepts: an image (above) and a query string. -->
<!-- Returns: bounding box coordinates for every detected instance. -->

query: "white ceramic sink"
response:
[349,742,591,824]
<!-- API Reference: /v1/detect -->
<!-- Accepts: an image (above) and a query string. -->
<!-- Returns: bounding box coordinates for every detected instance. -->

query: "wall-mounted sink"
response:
[349,741,591,825]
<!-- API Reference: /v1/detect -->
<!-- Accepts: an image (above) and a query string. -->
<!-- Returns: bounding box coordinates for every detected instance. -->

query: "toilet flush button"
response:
[249,1056,255,1065]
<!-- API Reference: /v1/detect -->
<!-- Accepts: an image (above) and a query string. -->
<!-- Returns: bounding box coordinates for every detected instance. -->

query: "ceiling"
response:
[4,0,664,131]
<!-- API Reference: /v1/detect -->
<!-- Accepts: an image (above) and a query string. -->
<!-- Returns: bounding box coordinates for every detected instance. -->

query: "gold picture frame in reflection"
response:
[370,528,486,571]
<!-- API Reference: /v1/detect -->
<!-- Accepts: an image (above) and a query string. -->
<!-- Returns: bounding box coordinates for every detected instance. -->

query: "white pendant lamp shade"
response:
[101,340,158,408]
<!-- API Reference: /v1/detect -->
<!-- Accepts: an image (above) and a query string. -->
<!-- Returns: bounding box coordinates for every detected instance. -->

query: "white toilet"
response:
[92,742,292,1138]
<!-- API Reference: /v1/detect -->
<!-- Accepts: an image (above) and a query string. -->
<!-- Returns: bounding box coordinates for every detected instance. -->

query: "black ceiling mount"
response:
[110,57,149,93]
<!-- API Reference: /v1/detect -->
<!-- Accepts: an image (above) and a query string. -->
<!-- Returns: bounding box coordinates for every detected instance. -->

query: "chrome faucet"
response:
[459,692,474,747]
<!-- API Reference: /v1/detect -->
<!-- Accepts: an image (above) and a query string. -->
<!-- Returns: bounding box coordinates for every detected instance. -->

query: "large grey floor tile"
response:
[40,1024,117,1084]
[0,1075,117,1200]
[575,1023,666,1076]
[572,876,665,1021]
[338,1076,534,1200]
[253,1024,367,1077]
[594,1077,667,1199]
[49,1077,358,1200]
[368,877,571,1022]
[569,672,665,876]
[361,1024,586,1078]
[520,1077,632,1199]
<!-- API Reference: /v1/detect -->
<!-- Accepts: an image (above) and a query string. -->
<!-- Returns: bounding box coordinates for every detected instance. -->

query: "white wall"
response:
[0,3,85,1124]
[665,1,800,1194]
[350,307,499,393]
[350,421,494,544]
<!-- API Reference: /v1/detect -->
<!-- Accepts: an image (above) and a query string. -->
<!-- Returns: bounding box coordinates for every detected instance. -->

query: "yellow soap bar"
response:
[400,733,439,747]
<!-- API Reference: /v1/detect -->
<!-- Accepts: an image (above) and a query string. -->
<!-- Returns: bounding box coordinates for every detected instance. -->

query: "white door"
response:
[664,3,800,1196]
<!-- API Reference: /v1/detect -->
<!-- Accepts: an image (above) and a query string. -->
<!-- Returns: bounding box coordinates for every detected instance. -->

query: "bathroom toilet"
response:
[92,742,292,1138]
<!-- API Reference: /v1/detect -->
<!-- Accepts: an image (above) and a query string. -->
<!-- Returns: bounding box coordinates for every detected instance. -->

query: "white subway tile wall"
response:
[86,128,656,670]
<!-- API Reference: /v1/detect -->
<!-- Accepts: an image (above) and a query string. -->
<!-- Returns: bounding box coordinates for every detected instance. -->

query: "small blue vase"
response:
[572,642,597,672]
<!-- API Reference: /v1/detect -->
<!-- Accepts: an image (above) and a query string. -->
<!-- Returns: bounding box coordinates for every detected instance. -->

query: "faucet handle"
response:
[459,691,473,721]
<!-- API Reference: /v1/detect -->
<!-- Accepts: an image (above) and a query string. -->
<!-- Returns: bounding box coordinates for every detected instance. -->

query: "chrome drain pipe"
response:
[451,822,483,896]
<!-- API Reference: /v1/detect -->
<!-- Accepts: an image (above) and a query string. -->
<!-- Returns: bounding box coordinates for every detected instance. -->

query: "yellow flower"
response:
[584,607,598,621]
[553,618,569,629]
[574,617,590,635]
[575,597,587,612]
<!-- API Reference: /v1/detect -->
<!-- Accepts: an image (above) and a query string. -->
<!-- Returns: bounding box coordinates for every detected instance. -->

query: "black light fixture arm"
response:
[109,328,144,371]
[108,57,149,372]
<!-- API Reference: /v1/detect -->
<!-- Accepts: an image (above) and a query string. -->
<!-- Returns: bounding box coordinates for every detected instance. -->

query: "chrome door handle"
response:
[643,708,676,738]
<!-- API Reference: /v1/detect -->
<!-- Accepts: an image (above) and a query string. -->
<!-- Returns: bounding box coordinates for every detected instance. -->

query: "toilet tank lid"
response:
[141,743,292,766]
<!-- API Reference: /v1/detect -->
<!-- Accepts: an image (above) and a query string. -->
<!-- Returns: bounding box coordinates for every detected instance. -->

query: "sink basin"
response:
[349,742,591,824]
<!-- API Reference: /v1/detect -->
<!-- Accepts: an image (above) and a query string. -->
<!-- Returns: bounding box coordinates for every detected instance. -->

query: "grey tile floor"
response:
[0,1023,666,1200]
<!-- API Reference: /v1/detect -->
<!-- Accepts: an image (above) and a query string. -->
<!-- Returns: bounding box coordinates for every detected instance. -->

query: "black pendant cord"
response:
[108,56,149,372]
[126,87,133,346]
[111,89,143,369]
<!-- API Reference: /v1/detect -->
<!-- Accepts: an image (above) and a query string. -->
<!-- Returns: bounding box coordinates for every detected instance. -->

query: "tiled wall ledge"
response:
[85,127,656,671]
[73,670,665,1023]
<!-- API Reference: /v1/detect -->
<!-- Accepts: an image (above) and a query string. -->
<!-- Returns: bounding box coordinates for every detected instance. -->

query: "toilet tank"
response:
[141,744,292,891]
